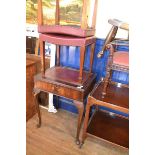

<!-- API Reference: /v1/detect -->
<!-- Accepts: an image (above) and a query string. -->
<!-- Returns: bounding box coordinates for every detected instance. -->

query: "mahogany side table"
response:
[80,80,129,148]
[34,33,97,144]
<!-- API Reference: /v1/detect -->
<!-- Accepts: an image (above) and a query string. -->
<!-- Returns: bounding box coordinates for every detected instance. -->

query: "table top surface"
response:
[34,66,96,88]
[90,81,129,111]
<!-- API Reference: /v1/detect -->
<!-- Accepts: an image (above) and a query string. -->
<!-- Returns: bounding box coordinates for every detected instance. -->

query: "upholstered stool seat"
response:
[113,52,129,67]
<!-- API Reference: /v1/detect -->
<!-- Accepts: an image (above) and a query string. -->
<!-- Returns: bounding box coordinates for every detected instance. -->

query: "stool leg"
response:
[56,45,60,66]
[79,46,86,81]
[40,39,45,77]
[80,99,92,148]
[74,101,84,145]
[89,43,95,73]
[34,89,41,128]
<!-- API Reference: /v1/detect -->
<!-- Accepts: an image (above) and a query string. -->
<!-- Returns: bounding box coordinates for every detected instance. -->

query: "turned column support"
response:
[39,40,45,78]
[102,44,114,97]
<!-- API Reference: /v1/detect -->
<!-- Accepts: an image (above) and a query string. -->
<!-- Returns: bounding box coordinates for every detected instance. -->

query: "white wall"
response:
[95,0,129,39]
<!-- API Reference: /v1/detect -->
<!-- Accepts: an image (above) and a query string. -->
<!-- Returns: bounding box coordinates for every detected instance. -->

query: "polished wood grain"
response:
[39,66,93,86]
[34,90,41,127]
[92,81,129,113]
[87,110,129,148]
[26,59,37,121]
[26,53,50,108]
[81,81,129,148]
[34,67,96,102]
[26,108,129,155]
[26,53,50,73]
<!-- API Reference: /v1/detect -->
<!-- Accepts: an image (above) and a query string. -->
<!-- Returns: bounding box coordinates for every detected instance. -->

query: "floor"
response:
[26,108,129,155]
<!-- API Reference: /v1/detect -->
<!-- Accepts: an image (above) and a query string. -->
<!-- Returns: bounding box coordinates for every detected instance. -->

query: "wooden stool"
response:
[34,33,97,145]
[39,33,96,81]
[97,19,129,58]
[38,0,98,37]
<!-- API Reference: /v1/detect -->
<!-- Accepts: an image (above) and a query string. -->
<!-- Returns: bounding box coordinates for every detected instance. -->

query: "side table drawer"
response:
[34,81,84,102]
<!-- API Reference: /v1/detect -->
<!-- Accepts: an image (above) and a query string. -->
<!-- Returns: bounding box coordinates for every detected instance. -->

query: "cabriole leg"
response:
[74,101,84,145]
